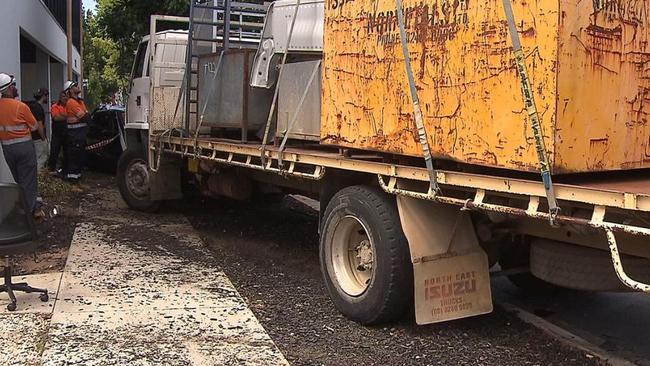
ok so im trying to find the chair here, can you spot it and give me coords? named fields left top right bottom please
left=0, top=183, right=48, bottom=311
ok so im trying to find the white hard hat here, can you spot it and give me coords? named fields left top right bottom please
left=63, top=80, right=77, bottom=92
left=0, top=73, right=16, bottom=93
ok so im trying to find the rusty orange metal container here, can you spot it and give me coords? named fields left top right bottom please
left=321, top=0, right=650, bottom=173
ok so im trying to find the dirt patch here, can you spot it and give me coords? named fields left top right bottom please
left=20, top=172, right=608, bottom=365
left=185, top=197, right=607, bottom=366
left=12, top=172, right=110, bottom=275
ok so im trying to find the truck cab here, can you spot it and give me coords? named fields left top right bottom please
left=126, top=29, right=188, bottom=131
left=120, top=18, right=189, bottom=212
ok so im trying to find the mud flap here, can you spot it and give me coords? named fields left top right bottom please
left=150, top=155, right=183, bottom=201
left=396, top=196, right=493, bottom=324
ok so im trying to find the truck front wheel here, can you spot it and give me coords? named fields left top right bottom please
left=320, top=185, right=412, bottom=325
left=117, top=148, right=160, bottom=212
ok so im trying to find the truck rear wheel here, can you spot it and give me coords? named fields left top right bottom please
left=117, top=148, right=160, bottom=212
left=320, top=185, right=412, bottom=325
left=499, top=237, right=562, bottom=294
left=530, top=239, right=650, bottom=292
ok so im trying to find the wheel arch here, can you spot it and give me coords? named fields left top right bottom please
left=124, top=128, right=149, bottom=154
left=318, top=169, right=376, bottom=234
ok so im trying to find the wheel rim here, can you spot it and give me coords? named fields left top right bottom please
left=126, top=159, right=150, bottom=199
left=330, top=215, right=375, bottom=297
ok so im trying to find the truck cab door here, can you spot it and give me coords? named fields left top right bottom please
left=127, top=40, right=151, bottom=125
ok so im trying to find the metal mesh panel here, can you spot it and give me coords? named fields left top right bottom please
left=150, top=85, right=186, bottom=133
left=148, top=28, right=190, bottom=134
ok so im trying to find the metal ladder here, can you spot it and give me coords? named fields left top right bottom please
left=185, top=0, right=268, bottom=134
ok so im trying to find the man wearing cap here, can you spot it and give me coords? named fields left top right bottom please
left=25, top=88, right=50, bottom=169
left=63, top=81, right=88, bottom=181
left=0, top=73, right=45, bottom=214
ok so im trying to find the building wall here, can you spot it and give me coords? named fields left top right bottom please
left=21, top=47, right=51, bottom=99
left=50, top=60, right=66, bottom=99
left=0, top=0, right=81, bottom=183
left=0, top=0, right=81, bottom=94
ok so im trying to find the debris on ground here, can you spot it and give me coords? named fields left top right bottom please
left=1, top=174, right=288, bottom=365
left=186, top=196, right=608, bottom=366
left=13, top=172, right=85, bottom=276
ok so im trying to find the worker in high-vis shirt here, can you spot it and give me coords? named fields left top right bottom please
left=48, top=91, right=68, bottom=173
left=63, top=81, right=88, bottom=181
left=0, top=73, right=45, bottom=213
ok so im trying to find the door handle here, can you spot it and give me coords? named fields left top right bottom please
left=136, top=96, right=141, bottom=106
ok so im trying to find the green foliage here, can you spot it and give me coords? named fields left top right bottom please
left=83, top=0, right=190, bottom=107
left=83, top=10, right=122, bottom=108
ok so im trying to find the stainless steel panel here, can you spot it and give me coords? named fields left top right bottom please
left=197, top=50, right=273, bottom=131
left=277, top=61, right=321, bottom=141
left=271, top=0, right=324, bottom=52
left=250, top=0, right=323, bottom=88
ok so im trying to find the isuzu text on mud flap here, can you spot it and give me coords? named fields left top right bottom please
left=425, top=271, right=478, bottom=300
left=425, top=271, right=478, bottom=315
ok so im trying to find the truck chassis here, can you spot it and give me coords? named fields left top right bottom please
left=119, top=1, right=650, bottom=326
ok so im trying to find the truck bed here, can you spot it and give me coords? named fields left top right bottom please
left=151, top=135, right=650, bottom=232
left=565, top=176, right=650, bottom=197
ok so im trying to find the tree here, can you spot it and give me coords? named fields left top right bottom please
left=83, top=10, right=122, bottom=108
left=83, top=0, right=190, bottom=107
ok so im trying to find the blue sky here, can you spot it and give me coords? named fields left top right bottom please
left=83, top=0, right=97, bottom=12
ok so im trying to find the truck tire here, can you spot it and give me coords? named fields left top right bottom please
left=499, top=238, right=562, bottom=294
left=320, top=185, right=412, bottom=325
left=117, top=148, right=160, bottom=212
left=530, top=239, right=650, bottom=292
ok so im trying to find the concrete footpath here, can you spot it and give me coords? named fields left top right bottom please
left=0, top=186, right=288, bottom=366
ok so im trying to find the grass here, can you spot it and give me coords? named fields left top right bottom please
left=38, top=171, right=77, bottom=199
left=33, top=313, right=53, bottom=360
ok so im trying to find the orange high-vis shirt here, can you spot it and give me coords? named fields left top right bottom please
left=65, top=98, right=88, bottom=124
left=0, top=98, right=37, bottom=144
left=51, top=103, right=67, bottom=122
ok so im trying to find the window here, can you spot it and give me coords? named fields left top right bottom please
left=146, top=44, right=157, bottom=77
left=87, top=110, right=118, bottom=141
left=133, top=41, right=148, bottom=79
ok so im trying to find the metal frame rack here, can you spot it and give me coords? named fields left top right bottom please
left=185, top=0, right=268, bottom=133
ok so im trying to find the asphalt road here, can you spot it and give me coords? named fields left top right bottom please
left=492, top=277, right=650, bottom=365
left=28, top=173, right=646, bottom=365
left=289, top=193, right=650, bottom=363
left=184, top=195, right=605, bottom=366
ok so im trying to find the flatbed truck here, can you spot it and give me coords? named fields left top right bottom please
left=118, top=0, right=650, bottom=325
